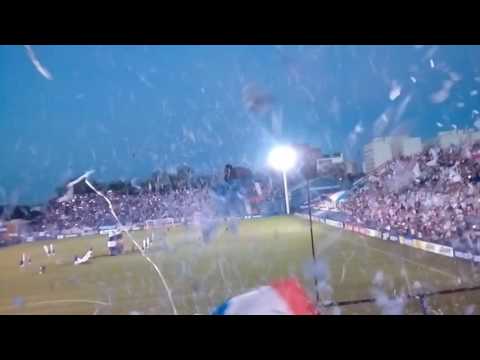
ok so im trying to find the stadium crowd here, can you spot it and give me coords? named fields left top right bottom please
left=341, top=141, right=480, bottom=254
left=22, top=138, right=480, bottom=258
left=30, top=187, right=214, bottom=233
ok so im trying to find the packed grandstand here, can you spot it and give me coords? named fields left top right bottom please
left=296, top=140, right=480, bottom=259
left=2, top=136, right=480, bottom=260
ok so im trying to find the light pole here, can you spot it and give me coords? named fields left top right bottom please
left=306, top=175, right=320, bottom=305
left=282, top=170, right=290, bottom=214
left=268, top=146, right=297, bottom=215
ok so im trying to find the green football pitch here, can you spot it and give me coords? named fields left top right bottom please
left=1, top=216, right=480, bottom=315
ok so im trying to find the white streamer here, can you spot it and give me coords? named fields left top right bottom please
left=58, top=170, right=95, bottom=203
left=84, top=178, right=178, bottom=315
left=24, top=45, right=53, bottom=80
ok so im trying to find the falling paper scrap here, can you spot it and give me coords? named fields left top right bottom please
left=389, top=82, right=402, bottom=101
left=57, top=186, right=74, bottom=203
left=24, top=45, right=53, bottom=80
left=354, top=123, right=364, bottom=134
left=431, top=80, right=454, bottom=104
left=57, top=170, right=95, bottom=203
left=474, top=118, right=480, bottom=130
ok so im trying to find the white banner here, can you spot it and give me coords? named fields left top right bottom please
left=99, top=225, right=116, bottom=231
left=412, top=239, right=454, bottom=257
left=325, top=219, right=342, bottom=228
left=403, top=238, right=415, bottom=247
left=389, top=235, right=399, bottom=242
left=325, top=219, right=335, bottom=226
left=366, top=229, right=379, bottom=238
left=454, top=251, right=473, bottom=260
left=296, top=214, right=457, bottom=259
left=436, top=244, right=454, bottom=258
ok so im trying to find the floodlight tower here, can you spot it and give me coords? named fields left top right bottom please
left=268, top=146, right=297, bottom=215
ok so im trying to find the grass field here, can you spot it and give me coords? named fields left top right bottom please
left=1, top=215, right=480, bottom=315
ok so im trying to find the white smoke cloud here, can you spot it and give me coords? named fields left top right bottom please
left=371, top=287, right=406, bottom=315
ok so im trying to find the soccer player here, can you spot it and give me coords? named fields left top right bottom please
left=20, top=253, right=26, bottom=267
left=74, top=248, right=94, bottom=265
left=49, top=243, right=55, bottom=256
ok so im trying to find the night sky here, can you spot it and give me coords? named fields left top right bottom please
left=1, top=45, right=480, bottom=204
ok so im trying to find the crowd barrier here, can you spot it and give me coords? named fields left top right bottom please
left=295, top=212, right=479, bottom=263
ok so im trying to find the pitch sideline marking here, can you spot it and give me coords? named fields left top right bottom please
left=0, top=298, right=111, bottom=313
left=362, top=241, right=457, bottom=281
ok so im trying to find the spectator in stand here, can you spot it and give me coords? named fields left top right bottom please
left=339, top=141, right=480, bottom=255
left=30, top=186, right=216, bottom=233
left=28, top=177, right=281, bottom=238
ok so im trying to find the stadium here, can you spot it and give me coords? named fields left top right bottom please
left=2, top=45, right=480, bottom=315
left=2, top=140, right=480, bottom=315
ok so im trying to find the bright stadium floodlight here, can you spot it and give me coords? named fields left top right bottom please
left=268, top=145, right=297, bottom=215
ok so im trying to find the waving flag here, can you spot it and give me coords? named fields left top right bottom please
left=472, top=149, right=480, bottom=161
left=212, top=278, right=318, bottom=315
left=427, top=148, right=438, bottom=167
left=412, top=162, right=421, bottom=178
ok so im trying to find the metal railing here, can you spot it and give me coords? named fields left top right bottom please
left=321, top=284, right=480, bottom=315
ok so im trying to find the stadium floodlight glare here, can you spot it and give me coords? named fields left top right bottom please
left=268, top=145, right=297, bottom=172
left=268, top=146, right=297, bottom=215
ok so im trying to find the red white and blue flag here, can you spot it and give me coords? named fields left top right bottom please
left=212, top=278, right=318, bottom=315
